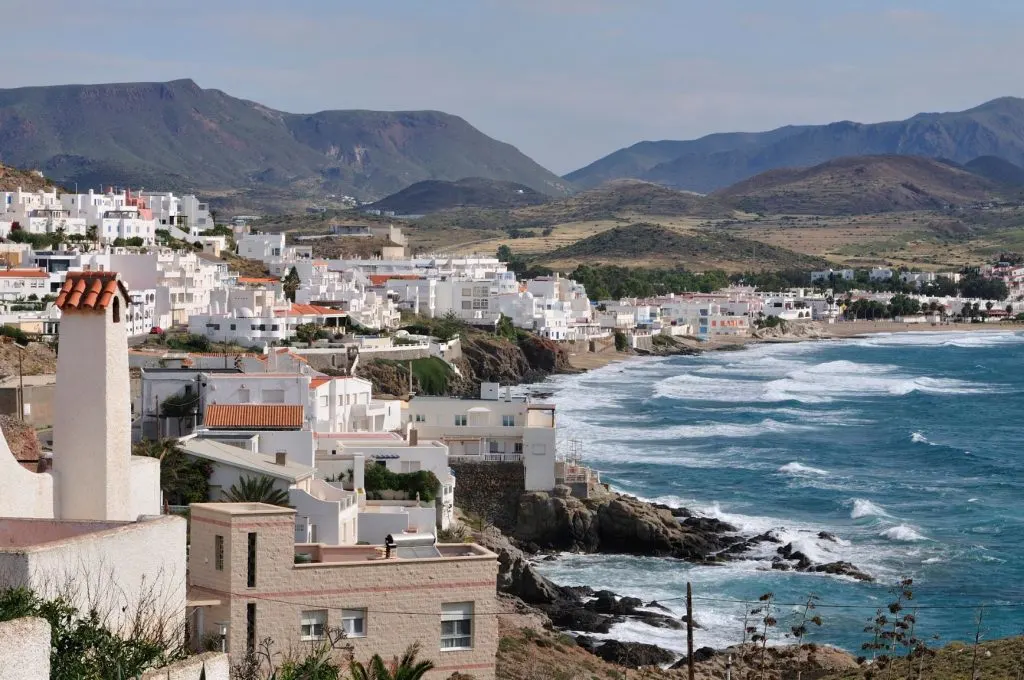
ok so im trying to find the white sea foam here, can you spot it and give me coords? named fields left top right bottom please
left=850, top=499, right=891, bottom=519
left=851, top=331, right=1024, bottom=349
left=881, top=524, right=929, bottom=542
left=778, top=462, right=829, bottom=476
left=911, top=431, right=930, bottom=444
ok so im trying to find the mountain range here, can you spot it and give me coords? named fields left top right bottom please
left=566, top=97, right=1024, bottom=193
left=0, top=79, right=569, bottom=202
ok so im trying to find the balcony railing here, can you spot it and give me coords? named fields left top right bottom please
left=449, top=453, right=523, bottom=464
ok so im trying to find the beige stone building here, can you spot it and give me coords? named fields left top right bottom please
left=188, top=503, right=499, bottom=679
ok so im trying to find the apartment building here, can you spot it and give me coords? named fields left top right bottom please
left=0, top=269, right=49, bottom=301
left=405, top=383, right=557, bottom=491
left=142, top=191, right=213, bottom=235
left=188, top=502, right=498, bottom=679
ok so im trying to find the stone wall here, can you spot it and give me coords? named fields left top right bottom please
left=140, top=652, right=230, bottom=680
left=450, top=461, right=525, bottom=532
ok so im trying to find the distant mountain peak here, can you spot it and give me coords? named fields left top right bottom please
left=567, top=97, right=1024, bottom=194
left=0, top=79, right=567, bottom=209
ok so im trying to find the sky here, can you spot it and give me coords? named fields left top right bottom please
left=2, top=0, right=1023, bottom=174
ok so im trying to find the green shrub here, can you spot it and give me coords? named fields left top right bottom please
left=363, top=464, right=440, bottom=502
left=0, top=324, right=30, bottom=346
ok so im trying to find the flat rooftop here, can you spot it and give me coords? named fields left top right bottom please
left=0, top=518, right=134, bottom=549
left=295, top=542, right=493, bottom=565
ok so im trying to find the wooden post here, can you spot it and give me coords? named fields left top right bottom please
left=687, top=581, right=695, bottom=680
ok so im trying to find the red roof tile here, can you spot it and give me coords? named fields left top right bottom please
left=237, top=276, right=280, bottom=285
left=204, top=404, right=304, bottom=429
left=55, top=272, right=130, bottom=311
left=310, top=377, right=330, bottom=389
left=274, top=303, right=347, bottom=317
left=0, top=269, right=48, bottom=278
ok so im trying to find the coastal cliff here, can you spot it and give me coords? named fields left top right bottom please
left=358, top=330, right=573, bottom=397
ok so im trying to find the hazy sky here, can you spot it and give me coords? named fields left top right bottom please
left=3, top=0, right=1022, bottom=174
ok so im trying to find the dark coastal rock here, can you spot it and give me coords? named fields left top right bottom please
left=646, top=600, right=672, bottom=612
left=680, top=614, right=701, bottom=629
left=515, top=491, right=737, bottom=561
left=808, top=561, right=875, bottom=582
left=586, top=591, right=642, bottom=615
left=681, top=516, right=737, bottom=534
left=634, top=612, right=684, bottom=630
left=592, top=640, right=676, bottom=668
left=818, top=531, right=839, bottom=542
left=574, top=635, right=597, bottom=651
left=480, top=527, right=565, bottom=605
left=771, top=559, right=793, bottom=571
left=670, top=647, right=717, bottom=669
left=545, top=605, right=615, bottom=634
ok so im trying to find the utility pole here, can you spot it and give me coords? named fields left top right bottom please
left=686, top=581, right=695, bottom=680
left=17, top=344, right=24, bottom=422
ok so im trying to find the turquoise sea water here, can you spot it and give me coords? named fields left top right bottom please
left=533, top=331, right=1024, bottom=654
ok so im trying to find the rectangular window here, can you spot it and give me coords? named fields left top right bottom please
left=247, top=532, right=257, bottom=588
left=300, top=610, right=327, bottom=641
left=514, top=442, right=523, bottom=454
left=454, top=415, right=467, bottom=426
left=502, top=415, right=515, bottom=427
left=414, top=414, right=425, bottom=423
left=441, top=602, right=473, bottom=650
left=230, top=324, right=236, bottom=331
left=246, top=602, right=256, bottom=652
left=461, top=301, right=472, bottom=310
left=320, top=396, right=328, bottom=407
left=215, top=535, right=224, bottom=571
left=342, top=608, right=367, bottom=638
left=263, top=389, right=285, bottom=404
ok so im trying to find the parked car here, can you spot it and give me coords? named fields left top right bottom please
left=149, top=326, right=164, bottom=335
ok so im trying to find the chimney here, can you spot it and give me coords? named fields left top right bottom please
left=409, top=428, right=419, bottom=446
left=275, top=451, right=287, bottom=466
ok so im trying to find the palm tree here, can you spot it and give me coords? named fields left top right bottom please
left=350, top=643, right=434, bottom=680
left=223, top=475, right=291, bottom=506
left=133, top=438, right=212, bottom=505
left=53, top=225, right=66, bottom=247
left=86, top=224, right=98, bottom=247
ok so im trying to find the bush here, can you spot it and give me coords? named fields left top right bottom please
left=166, top=333, right=211, bottom=352
left=0, top=324, right=30, bottom=346
left=363, top=465, right=440, bottom=502
left=613, top=330, right=628, bottom=352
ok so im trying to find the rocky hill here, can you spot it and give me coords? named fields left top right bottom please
left=0, top=162, right=56, bottom=192
left=713, top=155, right=1000, bottom=215
left=539, top=222, right=828, bottom=270
left=364, top=177, right=550, bottom=214
left=0, top=79, right=570, bottom=202
left=415, top=179, right=733, bottom=231
left=964, top=155, right=1024, bottom=187
left=567, top=96, right=1024, bottom=192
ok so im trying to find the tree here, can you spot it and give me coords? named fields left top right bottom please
left=284, top=266, right=301, bottom=302
left=86, top=224, right=98, bottom=246
left=161, top=392, right=199, bottom=436
left=494, top=313, right=518, bottom=342
left=496, top=244, right=513, bottom=262
left=53, top=225, right=66, bottom=245
left=223, top=475, right=291, bottom=506
left=295, top=323, right=323, bottom=344
left=350, top=643, right=435, bottom=680
left=134, top=439, right=212, bottom=505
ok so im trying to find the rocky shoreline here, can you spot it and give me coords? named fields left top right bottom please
left=475, top=488, right=873, bottom=668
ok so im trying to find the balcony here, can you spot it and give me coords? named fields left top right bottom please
left=449, top=453, right=523, bottom=464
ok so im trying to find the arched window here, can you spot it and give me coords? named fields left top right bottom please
left=112, top=296, right=121, bottom=323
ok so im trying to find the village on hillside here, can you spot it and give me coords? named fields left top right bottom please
left=1, top=183, right=1024, bottom=679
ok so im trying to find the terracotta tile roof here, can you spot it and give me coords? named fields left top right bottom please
left=369, top=274, right=421, bottom=286
left=204, top=404, right=304, bottom=429
left=275, top=303, right=346, bottom=317
left=237, top=276, right=280, bottom=285
left=0, top=269, right=48, bottom=278
left=55, top=272, right=130, bottom=311
left=310, top=377, right=330, bottom=389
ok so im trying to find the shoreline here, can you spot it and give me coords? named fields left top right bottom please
left=563, top=321, right=1023, bottom=371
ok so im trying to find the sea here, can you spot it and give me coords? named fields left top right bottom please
left=531, top=331, right=1024, bottom=655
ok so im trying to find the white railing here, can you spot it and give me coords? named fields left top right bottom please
left=449, top=453, right=524, bottom=464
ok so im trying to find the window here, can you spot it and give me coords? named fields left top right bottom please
left=414, top=414, right=425, bottom=423
left=342, top=608, right=366, bottom=638
left=112, top=296, right=120, bottom=323
left=215, top=535, right=224, bottom=571
left=230, top=324, right=236, bottom=331
left=247, top=532, right=257, bottom=588
left=514, top=442, right=523, bottom=454
left=300, top=610, right=327, bottom=640
left=263, top=389, right=285, bottom=404
left=246, top=602, right=257, bottom=652
left=502, top=415, right=515, bottom=427
left=454, top=415, right=467, bottom=427
left=320, top=396, right=328, bottom=407
left=441, top=602, right=473, bottom=650
left=461, top=301, right=472, bottom=310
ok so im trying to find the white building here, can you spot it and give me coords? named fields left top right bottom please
left=0, top=269, right=49, bottom=301
left=404, top=383, right=557, bottom=491
left=0, top=270, right=184, bottom=636
left=142, top=192, right=213, bottom=236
